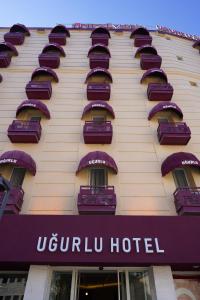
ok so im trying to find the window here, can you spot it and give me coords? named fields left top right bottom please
left=177, top=56, right=183, bottom=61
left=30, top=116, right=41, bottom=122
left=0, top=272, right=27, bottom=299
left=158, top=117, right=169, bottom=123
left=90, top=168, right=108, bottom=187
left=189, top=81, right=198, bottom=87
left=129, top=271, right=152, bottom=300
left=49, top=272, right=72, bottom=300
left=92, top=115, right=106, bottom=123
left=10, top=168, right=26, bottom=187
left=173, top=168, right=190, bottom=188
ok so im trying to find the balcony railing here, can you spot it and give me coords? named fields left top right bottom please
left=174, top=187, right=200, bottom=215
left=0, top=186, right=24, bottom=214
left=134, top=35, right=152, bottom=47
left=147, top=83, right=174, bottom=101
left=48, top=33, right=67, bottom=45
left=83, top=121, right=112, bottom=144
left=157, top=122, right=191, bottom=145
left=39, top=53, right=60, bottom=69
left=87, top=83, right=110, bottom=101
left=78, top=185, right=116, bottom=215
left=140, top=54, right=162, bottom=70
left=89, top=53, right=110, bottom=69
left=26, top=80, right=52, bottom=100
left=91, top=34, right=109, bottom=46
left=8, top=120, right=42, bottom=143
left=0, top=52, right=11, bottom=68
left=4, top=32, right=25, bottom=45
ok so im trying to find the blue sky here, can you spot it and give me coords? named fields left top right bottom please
left=1, top=0, right=200, bottom=36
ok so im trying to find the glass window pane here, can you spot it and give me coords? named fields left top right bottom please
left=129, top=271, right=152, bottom=300
left=49, top=272, right=72, bottom=300
left=173, top=169, right=189, bottom=188
left=10, top=168, right=26, bottom=187
left=173, top=277, right=200, bottom=300
left=0, top=273, right=27, bottom=298
left=119, top=272, right=127, bottom=300
left=90, top=168, right=107, bottom=187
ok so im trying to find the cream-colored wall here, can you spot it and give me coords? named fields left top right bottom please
left=0, top=29, right=200, bottom=216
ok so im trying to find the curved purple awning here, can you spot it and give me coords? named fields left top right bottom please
left=148, top=102, right=183, bottom=120
left=88, top=44, right=111, bottom=57
left=31, top=67, right=59, bottom=82
left=193, top=40, right=200, bottom=49
left=141, top=68, right=168, bottom=84
left=135, top=45, right=158, bottom=58
left=51, top=25, right=70, bottom=37
left=0, top=42, right=18, bottom=56
left=130, top=27, right=150, bottom=38
left=76, top=151, right=118, bottom=174
left=85, top=67, right=113, bottom=83
left=82, top=100, right=115, bottom=119
left=16, top=99, right=50, bottom=119
left=10, top=23, right=30, bottom=36
left=41, top=43, right=66, bottom=56
left=90, top=27, right=111, bottom=38
left=161, top=152, right=200, bottom=176
left=0, top=150, right=36, bottom=175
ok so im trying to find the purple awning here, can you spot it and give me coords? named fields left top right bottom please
left=141, top=68, right=168, bottom=84
left=82, top=100, right=115, bottom=118
left=76, top=151, right=118, bottom=174
left=0, top=42, right=18, bottom=56
left=0, top=150, right=36, bottom=175
left=10, top=23, right=30, bottom=36
left=90, top=27, right=111, bottom=38
left=148, top=102, right=183, bottom=120
left=193, top=40, right=200, bottom=49
left=41, top=43, right=66, bottom=56
left=161, top=152, right=200, bottom=176
left=31, top=67, right=59, bottom=82
left=130, top=27, right=150, bottom=38
left=16, top=99, right=50, bottom=119
left=88, top=44, right=111, bottom=57
left=85, top=68, right=113, bottom=83
left=51, top=25, right=70, bottom=37
left=135, top=45, right=158, bottom=58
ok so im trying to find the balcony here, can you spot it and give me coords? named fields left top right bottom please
left=4, top=32, right=25, bottom=45
left=140, top=54, right=162, bottom=70
left=48, top=33, right=67, bottom=45
left=0, top=186, right=24, bottom=214
left=78, top=186, right=116, bottom=215
left=174, top=187, right=200, bottom=215
left=87, top=83, right=110, bottom=101
left=0, top=52, right=11, bottom=68
left=89, top=53, right=110, bottom=69
left=26, top=81, right=52, bottom=100
left=147, top=83, right=174, bottom=101
left=83, top=121, right=112, bottom=144
left=157, top=122, right=191, bottom=145
left=134, top=35, right=152, bottom=47
left=8, top=120, right=42, bottom=143
left=91, top=34, right=109, bottom=46
left=39, top=53, right=60, bottom=69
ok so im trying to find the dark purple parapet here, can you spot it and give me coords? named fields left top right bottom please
left=85, top=67, right=113, bottom=83
left=39, top=53, right=60, bottom=69
left=0, top=150, right=36, bottom=175
left=147, top=83, right=174, bottom=101
left=31, top=67, right=59, bottom=82
left=174, top=187, right=200, bottom=215
left=88, top=44, right=111, bottom=57
left=135, top=45, right=158, bottom=58
left=26, top=81, right=52, bottom=100
left=83, top=121, right=113, bottom=144
left=41, top=43, right=66, bottom=57
left=10, top=23, right=30, bottom=36
left=141, top=68, right=168, bottom=84
left=140, top=54, right=162, bottom=70
left=0, top=52, right=12, bottom=68
left=8, top=120, right=42, bottom=143
left=148, top=102, right=183, bottom=120
left=130, top=27, right=150, bottom=38
left=89, top=53, right=110, bottom=69
left=78, top=185, right=116, bottom=215
left=134, top=35, right=152, bottom=47
left=76, top=151, right=118, bottom=174
left=82, top=100, right=115, bottom=118
left=157, top=122, right=191, bottom=145
left=4, top=32, right=25, bottom=45
left=87, top=83, right=111, bottom=101
left=0, top=186, right=24, bottom=214
left=161, top=152, right=200, bottom=177
left=16, top=99, right=50, bottom=119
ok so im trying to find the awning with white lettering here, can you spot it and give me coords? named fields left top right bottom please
left=31, top=67, right=59, bottom=82
left=161, top=152, right=200, bottom=176
left=85, top=67, right=113, bottom=83
left=141, top=68, right=168, bottom=84
left=16, top=99, right=51, bottom=119
left=41, top=43, right=66, bottom=56
left=10, top=23, right=30, bottom=36
left=148, top=102, right=183, bottom=120
left=0, top=150, right=36, bottom=175
left=82, top=100, right=115, bottom=119
left=88, top=44, right=111, bottom=57
left=76, top=151, right=118, bottom=174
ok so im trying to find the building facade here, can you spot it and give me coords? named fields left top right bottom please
left=0, top=23, right=200, bottom=299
